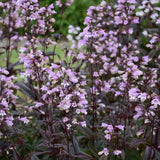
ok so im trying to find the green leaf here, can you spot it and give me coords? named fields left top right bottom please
left=125, top=147, right=142, bottom=160
left=99, top=155, right=108, bottom=160
left=73, top=136, right=80, bottom=153
left=74, top=151, right=93, bottom=160
left=88, top=142, right=99, bottom=158
left=129, top=138, right=147, bottom=149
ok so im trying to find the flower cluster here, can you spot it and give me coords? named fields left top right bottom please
left=0, top=68, right=29, bottom=127
left=0, top=68, right=17, bottom=126
left=77, top=0, right=160, bottom=158
left=1, top=0, right=160, bottom=159
left=56, top=0, right=74, bottom=7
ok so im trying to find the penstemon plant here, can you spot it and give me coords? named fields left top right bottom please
left=77, top=0, right=160, bottom=159
left=0, top=0, right=160, bottom=160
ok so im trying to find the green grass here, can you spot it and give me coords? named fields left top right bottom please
left=0, top=42, right=67, bottom=68
left=0, top=50, right=19, bottom=68
left=0, top=41, right=85, bottom=74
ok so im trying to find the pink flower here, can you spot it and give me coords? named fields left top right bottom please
left=156, top=18, right=160, bottom=24
left=142, top=56, right=150, bottom=64
left=134, top=106, right=143, bottom=119
left=151, top=98, right=160, bottom=108
left=66, top=69, right=78, bottom=83
left=35, top=102, right=44, bottom=108
left=0, top=30, right=3, bottom=36
left=128, top=88, right=139, bottom=101
left=115, top=125, right=124, bottom=131
left=6, top=117, right=14, bottom=126
left=103, top=82, right=110, bottom=92
left=100, top=1, right=106, bottom=7
left=138, top=93, right=147, bottom=102
left=32, top=0, right=38, bottom=3
left=79, top=121, right=86, bottom=127
left=146, top=44, right=153, bottom=48
left=113, top=150, right=122, bottom=155
left=132, top=65, right=143, bottom=78
left=56, top=0, right=62, bottom=7
left=1, top=99, right=8, bottom=107
left=129, top=0, right=136, bottom=4
left=118, top=0, right=126, bottom=3
left=80, top=108, right=87, bottom=115
left=93, top=72, right=99, bottom=77
left=19, top=117, right=29, bottom=124
left=0, top=110, right=6, bottom=117
left=150, top=36, right=158, bottom=44
left=63, top=117, right=69, bottom=123
left=105, top=134, right=111, bottom=140
left=132, top=17, right=139, bottom=23
left=115, top=16, right=122, bottom=24
left=66, top=124, right=72, bottom=130
left=65, top=0, right=74, bottom=6
left=128, top=28, right=133, bottom=34
left=107, top=125, right=114, bottom=132
left=98, top=148, right=109, bottom=156
left=102, top=123, right=108, bottom=127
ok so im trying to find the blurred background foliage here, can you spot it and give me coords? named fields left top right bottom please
left=39, top=0, right=102, bottom=35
